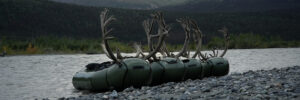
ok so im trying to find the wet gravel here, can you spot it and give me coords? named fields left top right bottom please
left=56, top=66, right=300, bottom=100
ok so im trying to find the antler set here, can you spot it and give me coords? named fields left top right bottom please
left=100, top=9, right=229, bottom=63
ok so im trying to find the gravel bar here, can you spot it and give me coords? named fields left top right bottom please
left=56, top=66, right=300, bottom=100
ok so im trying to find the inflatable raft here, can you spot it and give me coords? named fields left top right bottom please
left=72, top=9, right=231, bottom=91
left=72, top=57, right=229, bottom=91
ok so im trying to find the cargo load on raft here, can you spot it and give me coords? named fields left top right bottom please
left=72, top=9, right=230, bottom=91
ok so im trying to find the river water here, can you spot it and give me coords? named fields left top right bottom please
left=0, top=48, right=299, bottom=100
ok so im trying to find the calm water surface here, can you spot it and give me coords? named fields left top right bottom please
left=0, top=48, right=299, bottom=100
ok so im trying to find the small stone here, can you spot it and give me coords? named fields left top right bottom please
left=202, top=87, right=210, bottom=92
left=123, top=87, right=134, bottom=92
left=128, top=95, right=134, bottom=99
left=265, top=85, right=271, bottom=89
left=146, top=90, right=154, bottom=95
left=294, top=88, right=300, bottom=93
left=102, top=95, right=108, bottom=99
left=135, top=91, right=142, bottom=96
left=184, top=91, right=191, bottom=95
left=255, top=94, right=263, bottom=98
left=272, top=83, right=283, bottom=88
left=154, top=95, right=162, bottom=100
left=179, top=94, right=188, bottom=100
left=179, top=87, right=185, bottom=90
left=292, top=94, right=298, bottom=98
left=264, top=96, right=271, bottom=99
left=67, top=97, right=75, bottom=100
left=174, top=85, right=180, bottom=89
left=284, top=89, right=293, bottom=92
left=58, top=97, right=65, bottom=100
left=233, top=81, right=240, bottom=84
left=109, top=90, right=118, bottom=98
left=231, top=88, right=238, bottom=93
left=141, top=86, right=149, bottom=90
left=162, top=86, right=171, bottom=92
left=188, top=87, right=197, bottom=92
left=268, top=73, right=272, bottom=76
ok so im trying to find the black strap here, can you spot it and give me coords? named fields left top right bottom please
left=200, top=62, right=204, bottom=79
left=208, top=61, right=213, bottom=77
left=105, top=69, right=110, bottom=89
left=146, top=64, right=153, bottom=85
left=182, top=62, right=187, bottom=80
left=157, top=62, right=165, bottom=83
left=121, top=62, right=129, bottom=89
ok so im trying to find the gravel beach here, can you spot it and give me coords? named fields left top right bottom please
left=57, top=66, right=300, bottom=100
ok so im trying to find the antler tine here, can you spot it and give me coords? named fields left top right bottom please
left=134, top=42, right=145, bottom=58
left=189, top=19, right=208, bottom=60
left=199, top=53, right=208, bottom=61
left=162, top=42, right=172, bottom=57
left=116, top=48, right=123, bottom=59
left=101, top=9, right=116, bottom=37
left=158, top=48, right=166, bottom=57
left=175, top=18, right=191, bottom=59
left=153, top=12, right=170, bottom=34
left=218, top=27, right=230, bottom=57
left=100, top=8, right=120, bottom=63
left=216, top=49, right=219, bottom=57
left=143, top=19, right=159, bottom=60
left=154, top=12, right=172, bottom=58
left=143, top=19, right=155, bottom=51
left=209, top=54, right=214, bottom=57
left=143, top=12, right=169, bottom=61
left=212, top=47, right=216, bottom=57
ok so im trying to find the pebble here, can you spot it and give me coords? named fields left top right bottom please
left=184, top=91, right=191, bottom=95
left=109, top=90, right=118, bottom=98
left=102, top=95, right=108, bottom=99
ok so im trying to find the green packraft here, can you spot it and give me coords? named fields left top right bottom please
left=72, top=57, right=229, bottom=91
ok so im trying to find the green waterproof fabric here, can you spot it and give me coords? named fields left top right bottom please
left=149, top=61, right=165, bottom=85
left=208, top=57, right=229, bottom=76
left=122, top=58, right=151, bottom=87
left=106, top=63, right=127, bottom=90
left=159, top=58, right=185, bottom=82
left=72, top=68, right=108, bottom=90
left=90, top=68, right=109, bottom=90
left=182, top=58, right=203, bottom=80
left=201, top=61, right=212, bottom=77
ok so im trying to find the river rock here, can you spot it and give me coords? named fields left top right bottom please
left=109, top=90, right=118, bottom=98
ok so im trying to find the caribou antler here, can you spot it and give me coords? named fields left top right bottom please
left=142, top=19, right=160, bottom=60
left=153, top=12, right=173, bottom=58
left=143, top=19, right=155, bottom=52
left=175, top=18, right=191, bottom=59
left=144, top=12, right=169, bottom=61
left=189, top=19, right=208, bottom=60
left=134, top=42, right=145, bottom=58
left=194, top=26, right=229, bottom=60
left=161, top=42, right=172, bottom=57
left=205, top=27, right=229, bottom=58
left=218, top=27, right=230, bottom=57
left=133, top=12, right=169, bottom=61
left=206, top=27, right=229, bottom=58
left=100, top=8, right=122, bottom=63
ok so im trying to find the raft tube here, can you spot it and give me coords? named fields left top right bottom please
left=72, top=57, right=229, bottom=91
